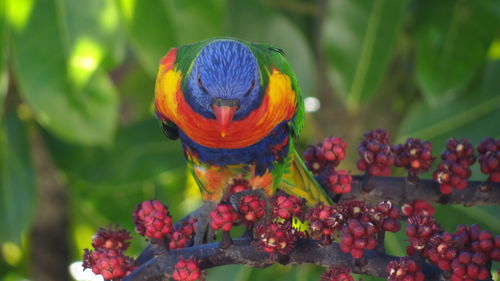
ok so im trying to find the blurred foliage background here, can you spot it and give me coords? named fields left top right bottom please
left=0, top=0, right=499, bottom=280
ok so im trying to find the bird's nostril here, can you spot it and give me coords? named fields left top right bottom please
left=213, top=98, right=222, bottom=107
left=212, top=98, right=239, bottom=108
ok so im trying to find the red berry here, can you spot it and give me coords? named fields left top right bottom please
left=350, top=248, right=364, bottom=259
left=133, top=200, right=173, bottom=240
left=224, top=178, right=251, bottom=200
left=413, top=200, right=435, bottom=216
left=490, top=248, right=500, bottom=261
left=172, top=258, right=204, bottom=281
left=383, top=219, right=401, bottom=232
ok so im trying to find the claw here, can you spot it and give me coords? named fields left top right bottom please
left=193, top=201, right=217, bottom=245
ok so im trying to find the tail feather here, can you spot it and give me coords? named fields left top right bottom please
left=279, top=145, right=332, bottom=206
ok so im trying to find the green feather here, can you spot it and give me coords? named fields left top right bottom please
left=278, top=139, right=332, bottom=205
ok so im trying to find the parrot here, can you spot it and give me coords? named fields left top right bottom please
left=154, top=38, right=331, bottom=242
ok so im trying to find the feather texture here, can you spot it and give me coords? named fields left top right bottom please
left=154, top=38, right=330, bottom=205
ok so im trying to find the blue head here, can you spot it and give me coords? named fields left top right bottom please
left=184, top=40, right=262, bottom=136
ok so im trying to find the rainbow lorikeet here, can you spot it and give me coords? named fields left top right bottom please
left=155, top=38, right=331, bottom=212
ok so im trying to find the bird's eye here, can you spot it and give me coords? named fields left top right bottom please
left=244, top=79, right=256, bottom=96
left=197, top=76, right=209, bottom=95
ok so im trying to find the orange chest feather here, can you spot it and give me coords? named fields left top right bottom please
left=155, top=67, right=297, bottom=149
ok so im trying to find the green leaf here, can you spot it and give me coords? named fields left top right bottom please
left=0, top=0, right=7, bottom=116
left=64, top=0, right=125, bottom=86
left=165, top=0, right=225, bottom=44
left=435, top=205, right=500, bottom=234
left=323, top=0, right=407, bottom=111
left=119, top=0, right=226, bottom=75
left=226, top=0, right=315, bottom=96
left=0, top=112, right=36, bottom=243
left=44, top=118, right=184, bottom=188
left=118, top=0, right=176, bottom=75
left=415, top=0, right=499, bottom=103
left=10, top=0, right=118, bottom=145
left=398, top=61, right=500, bottom=143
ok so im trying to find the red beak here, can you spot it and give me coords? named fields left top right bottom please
left=212, top=105, right=238, bottom=137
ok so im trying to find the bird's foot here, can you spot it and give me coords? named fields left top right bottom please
left=193, top=201, right=217, bottom=245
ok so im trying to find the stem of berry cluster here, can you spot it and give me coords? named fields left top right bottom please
left=125, top=238, right=473, bottom=281
left=348, top=175, right=500, bottom=206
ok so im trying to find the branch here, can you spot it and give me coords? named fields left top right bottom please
left=127, top=175, right=499, bottom=281
left=336, top=175, right=500, bottom=206
left=125, top=238, right=450, bottom=281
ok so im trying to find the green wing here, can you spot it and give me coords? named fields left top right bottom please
left=278, top=139, right=332, bottom=206
left=247, top=42, right=305, bottom=139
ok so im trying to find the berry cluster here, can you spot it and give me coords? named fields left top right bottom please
left=450, top=251, right=490, bottom=281
left=371, top=201, right=401, bottom=233
left=169, top=218, right=197, bottom=250
left=394, top=138, right=435, bottom=178
left=82, top=226, right=135, bottom=281
left=172, top=258, right=205, bottom=281
left=323, top=169, right=353, bottom=194
left=424, top=232, right=457, bottom=270
left=91, top=225, right=132, bottom=251
left=133, top=200, right=173, bottom=240
left=83, top=249, right=135, bottom=281
left=386, top=257, right=425, bottom=281
left=425, top=224, right=499, bottom=281
left=406, top=215, right=441, bottom=254
left=306, top=203, right=343, bottom=245
left=253, top=221, right=296, bottom=255
left=340, top=219, right=377, bottom=259
left=336, top=200, right=369, bottom=220
left=224, top=178, right=251, bottom=200
left=304, top=136, right=347, bottom=175
left=356, top=129, right=395, bottom=176
left=320, top=266, right=354, bottom=281
left=271, top=193, right=305, bottom=220
left=401, top=220, right=500, bottom=281
left=239, top=194, right=266, bottom=224
left=209, top=203, right=239, bottom=232
left=477, top=137, right=500, bottom=182
left=248, top=193, right=307, bottom=255
left=401, top=200, right=435, bottom=217
left=433, top=138, right=476, bottom=194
